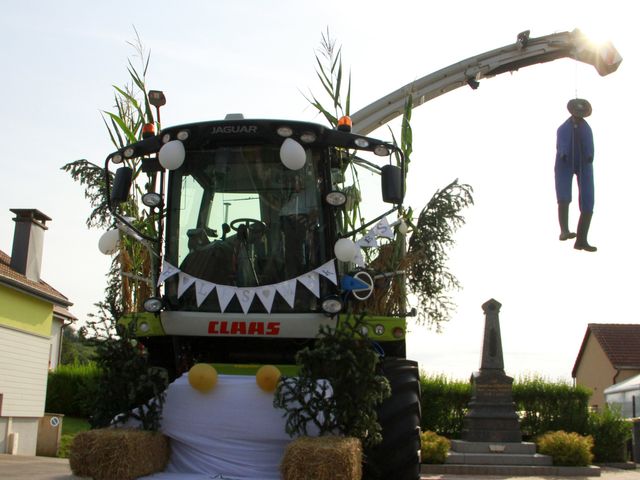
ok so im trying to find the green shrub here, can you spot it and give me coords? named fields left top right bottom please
left=536, top=430, right=594, bottom=466
left=420, top=430, right=450, bottom=464
left=420, top=375, right=470, bottom=438
left=587, top=407, right=632, bottom=462
left=514, top=375, right=590, bottom=440
left=46, top=362, right=101, bottom=417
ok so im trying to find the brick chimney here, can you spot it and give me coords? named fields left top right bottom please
left=10, top=209, right=52, bottom=282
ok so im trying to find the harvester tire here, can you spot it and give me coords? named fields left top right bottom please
left=363, top=357, right=422, bottom=480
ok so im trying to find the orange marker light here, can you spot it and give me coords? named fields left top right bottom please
left=142, top=123, right=156, bottom=138
left=337, top=115, right=352, bottom=132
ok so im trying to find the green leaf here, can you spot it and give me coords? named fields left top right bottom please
left=105, top=111, right=137, bottom=144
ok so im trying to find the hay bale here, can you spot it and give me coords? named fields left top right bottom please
left=281, top=436, right=362, bottom=480
left=69, top=428, right=170, bottom=480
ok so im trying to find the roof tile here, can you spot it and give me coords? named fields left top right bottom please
left=0, top=249, right=71, bottom=306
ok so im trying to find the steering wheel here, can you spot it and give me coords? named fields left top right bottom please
left=230, top=218, right=267, bottom=233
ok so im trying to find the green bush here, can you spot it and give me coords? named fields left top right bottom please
left=587, top=407, right=632, bottom=462
left=46, top=362, right=101, bottom=417
left=420, top=430, right=450, bottom=464
left=514, top=376, right=590, bottom=440
left=536, top=430, right=594, bottom=466
left=420, top=375, right=470, bottom=438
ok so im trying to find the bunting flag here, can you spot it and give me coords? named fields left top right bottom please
left=357, top=230, right=378, bottom=248
left=372, top=217, right=394, bottom=239
left=315, top=260, right=338, bottom=285
left=194, top=279, right=216, bottom=307
left=157, top=252, right=371, bottom=313
left=275, top=279, right=297, bottom=309
left=236, top=287, right=256, bottom=314
left=256, top=285, right=277, bottom=312
left=217, top=285, right=237, bottom=312
left=177, top=272, right=196, bottom=298
left=298, top=271, right=320, bottom=298
left=353, top=249, right=366, bottom=267
left=340, top=275, right=371, bottom=292
left=157, top=261, right=180, bottom=286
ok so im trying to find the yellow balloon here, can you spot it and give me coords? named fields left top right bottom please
left=188, top=363, right=218, bottom=393
left=256, top=365, right=281, bottom=392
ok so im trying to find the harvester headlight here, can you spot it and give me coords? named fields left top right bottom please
left=300, top=131, right=317, bottom=143
left=142, top=192, right=163, bottom=208
left=359, top=325, right=369, bottom=336
left=374, top=144, right=390, bottom=156
left=138, top=322, right=150, bottom=333
left=354, top=138, right=369, bottom=148
left=177, top=130, right=190, bottom=141
left=321, top=295, right=343, bottom=315
left=325, top=191, right=347, bottom=207
left=277, top=126, right=293, bottom=137
left=162, top=133, right=171, bottom=143
left=111, top=153, right=123, bottom=164
left=143, top=297, right=163, bottom=313
left=374, top=324, right=385, bottom=336
left=124, top=147, right=135, bottom=158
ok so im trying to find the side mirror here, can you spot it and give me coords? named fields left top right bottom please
left=111, top=167, right=133, bottom=205
left=381, top=165, right=404, bottom=204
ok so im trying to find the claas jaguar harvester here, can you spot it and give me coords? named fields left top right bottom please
left=105, top=112, right=422, bottom=479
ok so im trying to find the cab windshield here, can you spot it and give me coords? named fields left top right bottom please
left=165, top=144, right=329, bottom=313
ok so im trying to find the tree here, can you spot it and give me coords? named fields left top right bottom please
left=62, top=30, right=167, bottom=431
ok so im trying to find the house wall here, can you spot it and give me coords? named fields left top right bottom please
left=575, top=334, right=617, bottom=409
left=0, top=285, right=53, bottom=336
left=0, top=285, right=52, bottom=455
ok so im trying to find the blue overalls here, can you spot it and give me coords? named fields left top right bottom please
left=555, top=117, right=595, bottom=213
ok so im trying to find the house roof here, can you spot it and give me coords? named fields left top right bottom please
left=572, top=323, right=640, bottom=377
left=0, top=249, right=72, bottom=307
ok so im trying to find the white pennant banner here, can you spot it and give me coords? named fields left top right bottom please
left=194, top=279, right=216, bottom=307
left=157, top=261, right=180, bottom=286
left=217, top=285, right=237, bottom=313
left=256, top=285, right=277, bottom=313
left=353, top=248, right=366, bottom=267
left=357, top=230, right=378, bottom=248
left=177, top=272, right=196, bottom=298
left=275, top=279, right=297, bottom=308
left=298, top=271, right=320, bottom=298
left=373, top=217, right=394, bottom=239
left=315, top=260, right=338, bottom=285
left=236, top=287, right=256, bottom=314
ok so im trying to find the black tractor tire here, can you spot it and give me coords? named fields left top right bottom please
left=363, top=357, right=422, bottom=480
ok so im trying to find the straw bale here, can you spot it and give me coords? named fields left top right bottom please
left=69, top=428, right=170, bottom=480
left=281, top=436, right=362, bottom=480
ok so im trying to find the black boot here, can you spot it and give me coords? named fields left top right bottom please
left=558, top=203, right=576, bottom=241
left=574, top=212, right=597, bottom=252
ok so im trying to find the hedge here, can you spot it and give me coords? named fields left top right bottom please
left=46, top=362, right=102, bottom=417
left=420, top=374, right=591, bottom=440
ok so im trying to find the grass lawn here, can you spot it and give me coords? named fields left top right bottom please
left=58, top=416, right=90, bottom=458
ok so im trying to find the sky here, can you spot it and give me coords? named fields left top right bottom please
left=0, top=1, right=638, bottom=382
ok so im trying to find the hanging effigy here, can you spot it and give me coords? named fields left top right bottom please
left=554, top=98, right=597, bottom=252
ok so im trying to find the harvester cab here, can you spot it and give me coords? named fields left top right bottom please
left=106, top=115, right=409, bottom=377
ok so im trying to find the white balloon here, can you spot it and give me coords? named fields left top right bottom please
left=398, top=220, right=409, bottom=235
left=159, top=140, right=186, bottom=170
left=334, top=238, right=358, bottom=262
left=280, top=138, right=306, bottom=170
left=98, top=229, right=120, bottom=255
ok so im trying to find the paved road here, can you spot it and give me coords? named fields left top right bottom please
left=1, top=454, right=639, bottom=480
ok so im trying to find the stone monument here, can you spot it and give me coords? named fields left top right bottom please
left=461, top=298, right=522, bottom=442
left=421, top=299, right=599, bottom=476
